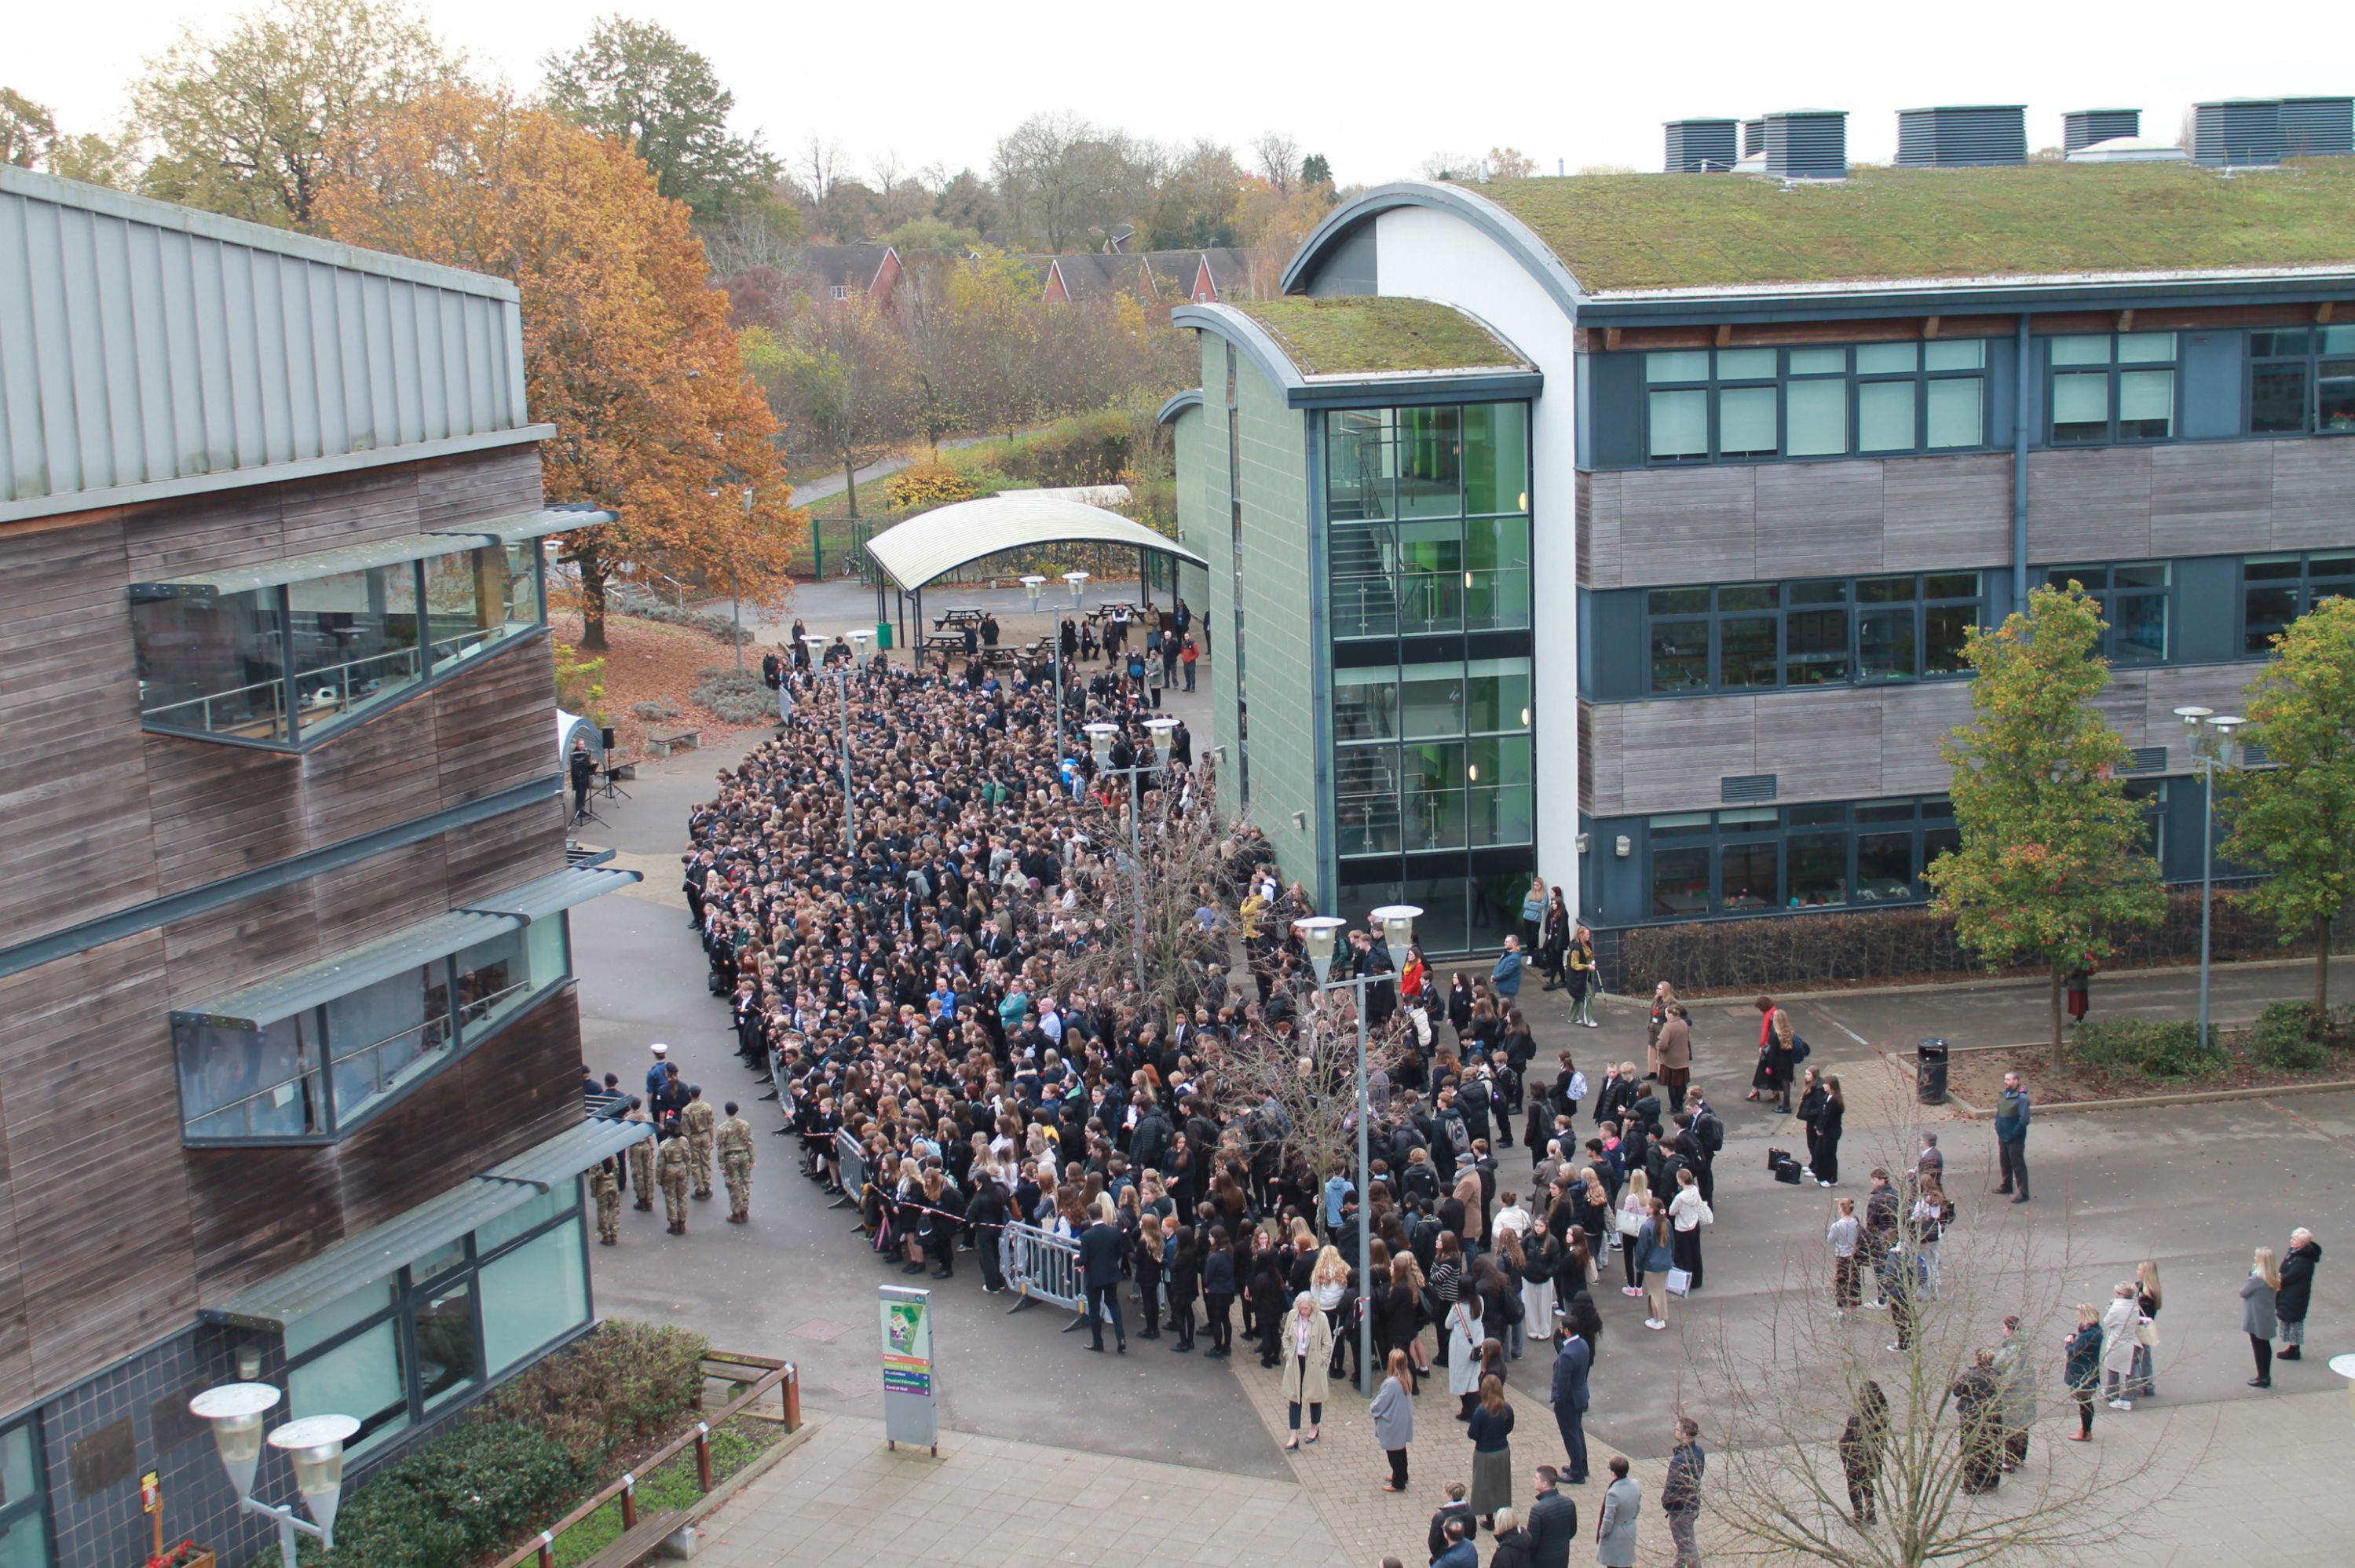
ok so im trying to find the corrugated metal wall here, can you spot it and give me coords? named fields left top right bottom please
left=0, top=168, right=530, bottom=515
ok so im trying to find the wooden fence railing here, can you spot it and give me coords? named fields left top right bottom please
left=491, top=1357, right=800, bottom=1568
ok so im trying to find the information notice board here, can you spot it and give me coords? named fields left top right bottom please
left=879, top=1285, right=938, bottom=1450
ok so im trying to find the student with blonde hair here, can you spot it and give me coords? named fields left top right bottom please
left=2243, top=1247, right=2282, bottom=1387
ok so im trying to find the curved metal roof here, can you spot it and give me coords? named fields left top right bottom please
left=864, top=494, right=1208, bottom=592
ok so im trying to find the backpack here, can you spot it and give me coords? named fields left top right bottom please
left=1791, top=1034, right=1811, bottom=1065
left=1695, top=1110, right=1724, bottom=1156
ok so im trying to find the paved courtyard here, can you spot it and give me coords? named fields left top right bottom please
left=569, top=633, right=2354, bottom=1566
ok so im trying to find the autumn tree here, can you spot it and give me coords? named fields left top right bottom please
left=1251, top=130, right=1300, bottom=196
left=319, top=85, right=792, bottom=650
left=2, top=89, right=57, bottom=168
left=992, top=111, right=1138, bottom=251
left=1925, top=584, right=2166, bottom=1059
left=2222, top=594, right=2355, bottom=1011
left=129, top=0, right=457, bottom=228
left=748, top=292, right=909, bottom=516
left=540, top=16, right=781, bottom=225
left=1485, top=146, right=1538, bottom=179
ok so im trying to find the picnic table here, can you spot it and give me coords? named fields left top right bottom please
left=931, top=608, right=988, bottom=628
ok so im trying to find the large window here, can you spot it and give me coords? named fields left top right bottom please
left=0, top=1420, right=47, bottom=1568
left=1644, top=572, right=1983, bottom=695
left=2045, top=564, right=2170, bottom=665
left=2048, top=333, right=2177, bottom=444
left=2248, top=325, right=2355, bottom=435
left=1336, top=658, right=1534, bottom=858
left=133, top=539, right=548, bottom=749
left=176, top=916, right=572, bottom=1146
left=1326, top=403, right=1530, bottom=638
left=2241, top=550, right=2355, bottom=653
left=281, top=1186, right=591, bottom=1458
left=1643, top=798, right=1958, bottom=920
left=1644, top=342, right=1988, bottom=463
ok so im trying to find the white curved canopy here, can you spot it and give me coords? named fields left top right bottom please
left=863, top=493, right=1209, bottom=593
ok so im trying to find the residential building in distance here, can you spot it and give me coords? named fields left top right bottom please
left=1164, top=108, right=2355, bottom=962
left=0, top=166, right=642, bottom=1566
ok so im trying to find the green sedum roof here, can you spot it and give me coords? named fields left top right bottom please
left=1469, top=160, right=2355, bottom=294
left=1233, top=296, right=1528, bottom=376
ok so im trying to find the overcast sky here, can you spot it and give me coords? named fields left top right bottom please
left=12, top=0, right=2330, bottom=188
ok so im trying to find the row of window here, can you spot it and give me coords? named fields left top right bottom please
left=176, top=917, right=569, bottom=1144
left=1647, top=572, right=1984, bottom=694
left=1337, top=736, right=1536, bottom=857
left=2243, top=551, right=2355, bottom=652
left=283, top=1183, right=593, bottom=1455
left=1333, top=858, right=1538, bottom=959
left=1639, top=328, right=2355, bottom=466
left=1329, top=514, right=1532, bottom=640
left=1326, top=403, right=1530, bottom=523
left=133, top=539, right=544, bottom=747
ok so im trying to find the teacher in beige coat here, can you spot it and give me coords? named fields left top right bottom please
left=1278, top=1291, right=1335, bottom=1449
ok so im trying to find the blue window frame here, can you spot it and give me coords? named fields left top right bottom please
left=2046, top=332, right=2178, bottom=444
left=1644, top=572, right=1984, bottom=695
left=2044, top=563, right=2171, bottom=665
left=2240, top=550, right=2355, bottom=654
left=1644, top=342, right=1989, bottom=464
left=1644, top=798, right=1959, bottom=920
left=2247, top=325, right=2355, bottom=435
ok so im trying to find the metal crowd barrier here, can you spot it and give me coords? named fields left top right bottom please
left=833, top=1127, right=870, bottom=1218
left=1000, top=1221, right=1087, bottom=1327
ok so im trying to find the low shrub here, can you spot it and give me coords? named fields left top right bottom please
left=2071, top=1018, right=2229, bottom=1080
left=689, top=667, right=773, bottom=725
left=480, top=1321, right=707, bottom=1470
left=630, top=697, right=682, bottom=722
left=608, top=583, right=755, bottom=645
left=2250, top=1001, right=2342, bottom=1072
left=884, top=462, right=974, bottom=514
left=312, top=1420, right=581, bottom=1568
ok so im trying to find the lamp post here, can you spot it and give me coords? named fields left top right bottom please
left=2174, top=705, right=2244, bottom=1046
left=189, top=1384, right=358, bottom=1567
left=1085, top=715, right=1180, bottom=992
left=805, top=633, right=863, bottom=857
left=1019, top=570, right=1088, bottom=753
left=1295, top=903, right=1421, bottom=1399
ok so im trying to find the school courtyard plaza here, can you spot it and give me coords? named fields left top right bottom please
left=569, top=704, right=2355, bottom=1568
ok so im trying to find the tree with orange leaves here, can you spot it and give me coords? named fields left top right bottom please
left=318, top=84, right=795, bottom=649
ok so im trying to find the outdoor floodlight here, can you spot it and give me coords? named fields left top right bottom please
left=269, top=1413, right=360, bottom=1548
left=1372, top=905, right=1421, bottom=974
left=1064, top=570, right=1089, bottom=602
left=1294, top=915, right=1347, bottom=986
left=1143, top=715, right=1179, bottom=770
left=2173, top=704, right=2214, bottom=726
left=1084, top=721, right=1119, bottom=765
left=1020, top=575, right=1047, bottom=609
left=847, top=629, right=872, bottom=649
left=190, top=1383, right=280, bottom=1503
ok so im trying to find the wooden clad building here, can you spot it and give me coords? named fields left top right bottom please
left=0, top=166, right=645, bottom=1568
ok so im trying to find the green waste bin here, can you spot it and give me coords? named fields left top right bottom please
left=874, top=620, right=893, bottom=650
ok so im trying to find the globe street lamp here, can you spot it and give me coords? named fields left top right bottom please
left=1295, top=902, right=1421, bottom=1398
left=189, top=1384, right=358, bottom=1566
left=2174, top=706, right=2244, bottom=1046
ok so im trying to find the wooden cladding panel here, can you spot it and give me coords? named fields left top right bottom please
left=122, top=488, right=287, bottom=580
left=1879, top=453, right=2013, bottom=572
left=1575, top=702, right=1597, bottom=817
left=2152, top=443, right=2272, bottom=554
left=144, top=736, right=305, bottom=894
left=439, top=797, right=568, bottom=905
left=306, top=836, right=449, bottom=952
left=0, top=934, right=200, bottom=1391
left=159, top=882, right=320, bottom=1008
left=1611, top=699, right=1758, bottom=813
left=1615, top=467, right=1757, bottom=585
left=1878, top=685, right=1974, bottom=795
left=2269, top=437, right=2355, bottom=550
left=276, top=467, right=420, bottom=553
left=2027, top=448, right=2152, bottom=562
left=185, top=1142, right=348, bottom=1302
left=1755, top=462, right=1884, bottom=578
left=415, top=447, right=543, bottom=528
left=1753, top=689, right=1886, bottom=798
left=432, top=639, right=558, bottom=807
left=2087, top=669, right=2151, bottom=747
left=2139, top=665, right=2267, bottom=773
left=1575, top=470, right=1622, bottom=590
left=300, top=693, right=444, bottom=845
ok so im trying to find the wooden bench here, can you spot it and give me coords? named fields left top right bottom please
left=576, top=1508, right=689, bottom=1568
left=645, top=727, right=701, bottom=759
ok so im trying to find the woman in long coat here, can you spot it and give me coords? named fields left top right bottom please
left=2099, top=1282, right=2141, bottom=1409
left=1278, top=1290, right=1336, bottom=1449
left=2243, top=1246, right=2281, bottom=1387
left=1371, top=1349, right=1416, bottom=1491
left=1446, top=1292, right=1487, bottom=1418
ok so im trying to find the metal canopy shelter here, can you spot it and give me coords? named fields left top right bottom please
left=861, top=494, right=1209, bottom=656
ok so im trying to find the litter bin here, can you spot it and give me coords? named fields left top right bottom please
left=874, top=620, right=893, bottom=650
left=1916, top=1039, right=1949, bottom=1106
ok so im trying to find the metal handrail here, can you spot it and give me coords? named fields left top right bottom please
left=490, top=1361, right=799, bottom=1568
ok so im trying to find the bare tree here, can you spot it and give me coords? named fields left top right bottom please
left=1252, top=130, right=1300, bottom=196
left=1210, top=985, right=1413, bottom=1231
left=1691, top=1100, right=2199, bottom=1568
left=798, top=135, right=851, bottom=207
left=991, top=111, right=1137, bottom=251
left=1059, top=755, right=1238, bottom=1025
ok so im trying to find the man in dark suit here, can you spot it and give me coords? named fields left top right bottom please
left=1077, top=1217, right=1128, bottom=1353
left=1551, top=1329, right=1593, bottom=1484
left=1524, top=1464, right=1579, bottom=1568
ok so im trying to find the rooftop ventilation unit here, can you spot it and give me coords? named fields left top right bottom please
left=2281, top=96, right=2355, bottom=156
left=1665, top=119, right=1740, bottom=173
left=2193, top=100, right=2285, bottom=166
left=1742, top=119, right=1764, bottom=157
left=2064, top=108, right=2141, bottom=152
left=1764, top=110, right=1847, bottom=180
left=1895, top=104, right=2028, bottom=167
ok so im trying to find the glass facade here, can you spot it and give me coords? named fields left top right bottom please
left=133, top=541, right=547, bottom=748
left=2048, top=332, right=2177, bottom=444
left=1326, top=404, right=1532, bottom=638
left=1644, top=342, right=1988, bottom=463
left=1644, top=572, right=1984, bottom=694
left=0, top=1420, right=46, bottom=1568
left=177, top=915, right=571, bottom=1144
left=282, top=1184, right=592, bottom=1457
left=2248, top=325, right=2355, bottom=435
left=1642, top=798, right=1959, bottom=919
left=1325, top=401, right=1534, bottom=954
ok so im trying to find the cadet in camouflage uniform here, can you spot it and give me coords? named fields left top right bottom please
left=626, top=1097, right=657, bottom=1210
left=717, top=1100, right=755, bottom=1224
left=682, top=1084, right=717, bottom=1200
left=658, top=1131, right=693, bottom=1234
left=591, top=1157, right=622, bottom=1245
